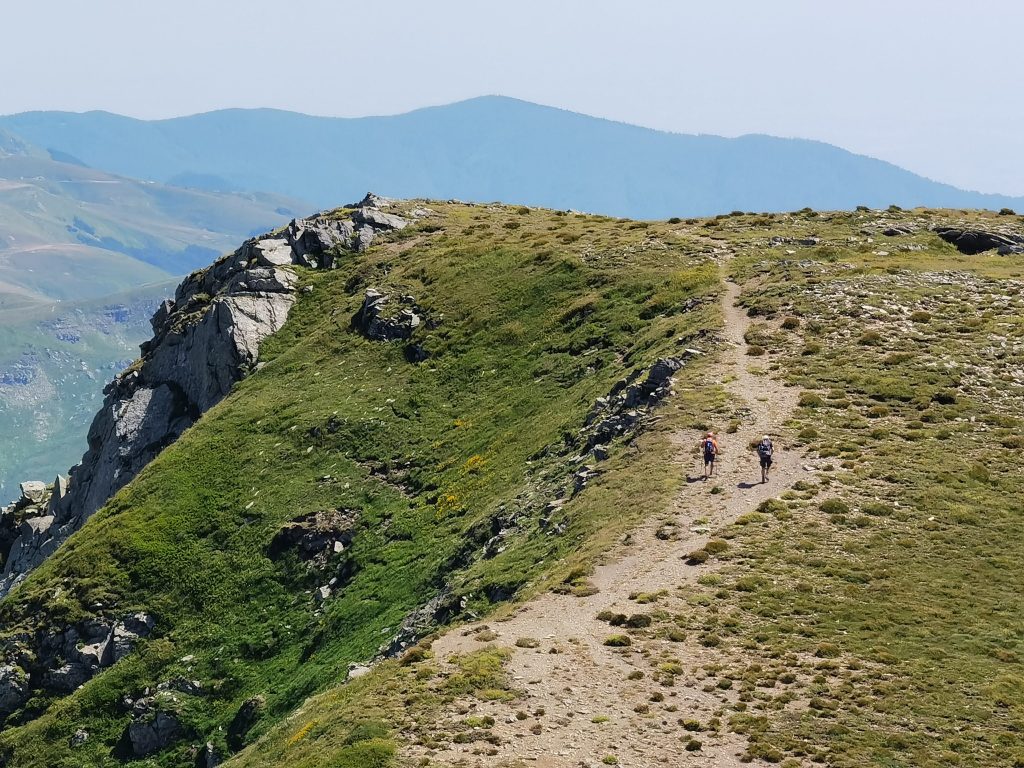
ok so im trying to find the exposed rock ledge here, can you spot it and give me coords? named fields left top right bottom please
left=0, top=194, right=412, bottom=600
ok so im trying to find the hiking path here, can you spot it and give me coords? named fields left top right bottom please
left=407, top=268, right=802, bottom=767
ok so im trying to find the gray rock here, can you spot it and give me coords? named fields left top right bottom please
left=70, top=728, right=89, bottom=747
left=111, top=612, right=156, bottom=662
left=315, top=585, right=332, bottom=602
left=287, top=217, right=354, bottom=267
left=150, top=299, right=175, bottom=333
left=127, top=710, right=184, bottom=756
left=354, top=289, right=424, bottom=341
left=592, top=444, right=609, bottom=461
left=43, top=663, right=91, bottom=693
left=353, top=207, right=408, bottom=232
left=355, top=225, right=376, bottom=252
left=252, top=238, right=294, bottom=267
left=19, top=481, right=46, bottom=504
left=0, top=664, right=28, bottom=714
left=934, top=226, right=1024, bottom=255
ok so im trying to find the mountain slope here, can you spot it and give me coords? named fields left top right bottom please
left=2, top=97, right=1021, bottom=218
left=0, top=201, right=1021, bottom=768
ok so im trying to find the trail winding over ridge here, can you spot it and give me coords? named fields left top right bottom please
left=410, top=266, right=803, bottom=767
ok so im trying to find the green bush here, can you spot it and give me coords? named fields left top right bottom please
left=820, top=498, right=850, bottom=515
left=604, top=635, right=632, bottom=647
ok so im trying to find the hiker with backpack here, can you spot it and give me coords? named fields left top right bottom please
left=757, top=435, right=774, bottom=483
left=700, top=432, right=718, bottom=479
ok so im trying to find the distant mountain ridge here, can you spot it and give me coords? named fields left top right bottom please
left=1, top=96, right=1020, bottom=217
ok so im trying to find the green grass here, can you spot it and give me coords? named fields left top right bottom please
left=671, top=210, right=1024, bottom=767
left=0, top=202, right=719, bottom=766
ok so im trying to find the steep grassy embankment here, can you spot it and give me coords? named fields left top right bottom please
left=0, top=203, right=720, bottom=766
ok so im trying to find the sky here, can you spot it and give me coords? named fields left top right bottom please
left=1, top=0, right=1021, bottom=195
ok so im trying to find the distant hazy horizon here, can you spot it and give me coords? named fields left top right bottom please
left=2, top=0, right=1022, bottom=195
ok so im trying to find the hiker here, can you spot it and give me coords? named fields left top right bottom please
left=700, top=432, right=718, bottom=479
left=757, top=434, right=774, bottom=483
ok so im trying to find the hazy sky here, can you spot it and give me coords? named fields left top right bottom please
left=2, top=1, right=1021, bottom=194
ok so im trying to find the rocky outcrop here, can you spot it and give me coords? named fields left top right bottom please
left=268, top=509, right=358, bottom=566
left=582, top=356, right=684, bottom=449
left=0, top=195, right=411, bottom=599
left=124, top=701, right=185, bottom=757
left=353, top=289, right=431, bottom=341
left=0, top=611, right=154, bottom=719
left=934, top=226, right=1024, bottom=255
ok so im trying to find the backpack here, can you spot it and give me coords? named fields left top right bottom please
left=758, top=439, right=773, bottom=458
left=703, top=438, right=717, bottom=458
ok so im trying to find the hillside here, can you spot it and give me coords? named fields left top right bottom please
left=0, top=200, right=1022, bottom=768
left=2, top=97, right=1022, bottom=218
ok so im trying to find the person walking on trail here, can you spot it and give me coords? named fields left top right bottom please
left=757, top=434, right=774, bottom=483
left=701, top=432, right=719, bottom=479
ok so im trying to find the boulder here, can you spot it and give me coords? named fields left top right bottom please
left=252, top=238, right=294, bottom=267
left=111, top=612, right=156, bottom=662
left=934, top=227, right=1024, bottom=255
left=353, top=207, right=408, bottom=232
left=18, top=481, right=46, bottom=505
left=353, top=289, right=424, bottom=341
left=43, top=663, right=91, bottom=693
left=127, top=710, right=184, bottom=756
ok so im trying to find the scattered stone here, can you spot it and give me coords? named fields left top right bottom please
left=70, top=728, right=89, bottom=747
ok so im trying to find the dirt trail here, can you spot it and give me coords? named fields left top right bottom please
left=409, top=273, right=802, bottom=767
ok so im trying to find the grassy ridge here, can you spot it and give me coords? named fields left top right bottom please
left=0, top=203, right=718, bottom=766
left=678, top=209, right=1024, bottom=766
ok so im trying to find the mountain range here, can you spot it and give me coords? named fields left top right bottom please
left=2, top=96, right=1021, bottom=219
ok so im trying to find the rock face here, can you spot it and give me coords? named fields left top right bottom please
left=0, top=195, right=409, bottom=599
